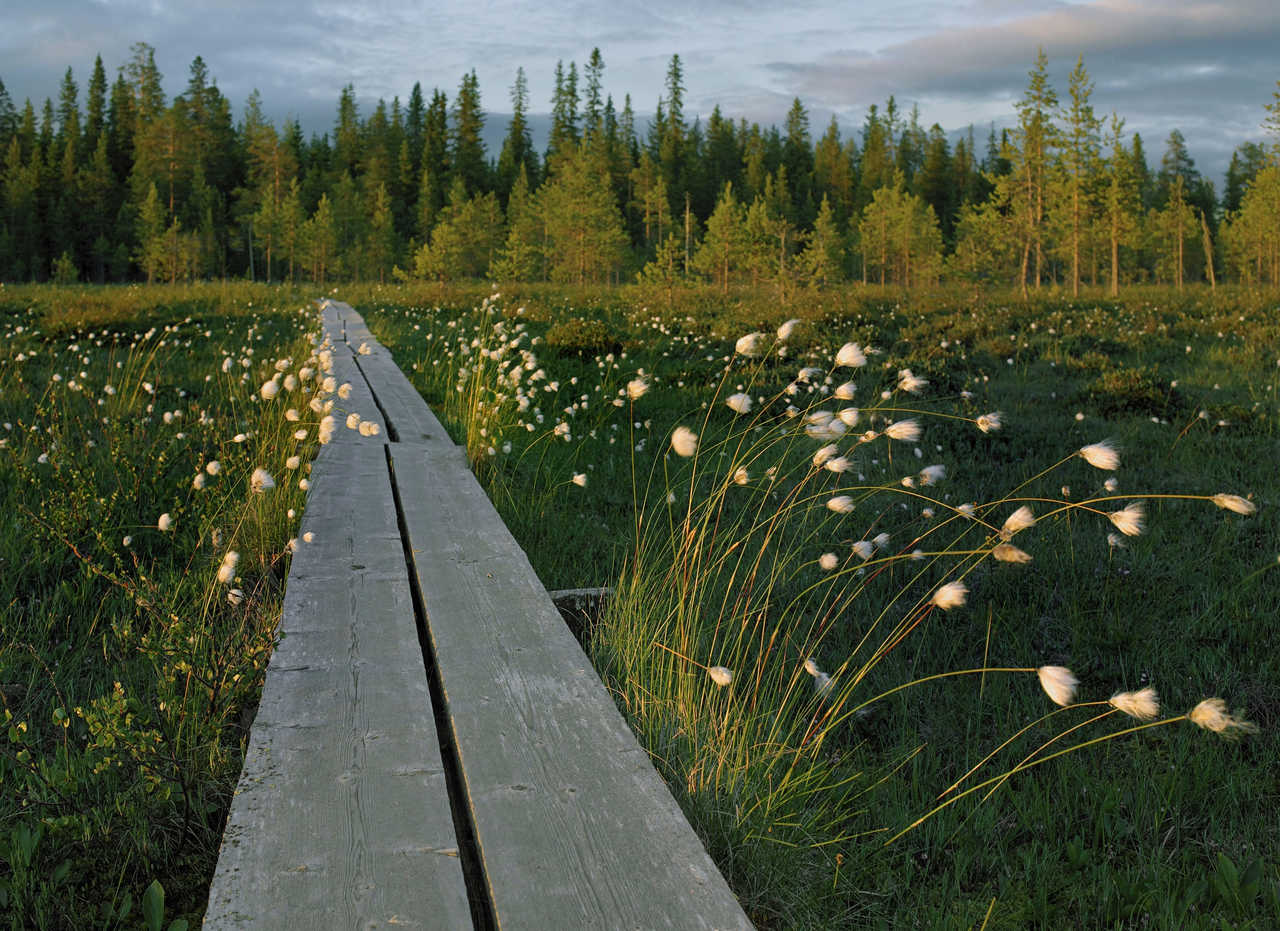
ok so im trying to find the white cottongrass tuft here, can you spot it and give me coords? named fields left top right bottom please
left=260, top=379, right=279, bottom=400
left=572, top=472, right=587, bottom=487
left=1189, top=698, right=1258, bottom=738
left=837, top=407, right=860, bottom=427
left=626, top=377, right=649, bottom=400
left=250, top=468, right=276, bottom=493
left=733, top=466, right=750, bottom=486
left=227, top=588, right=244, bottom=606
left=827, top=495, right=855, bottom=514
left=852, top=540, right=875, bottom=561
left=193, top=473, right=207, bottom=490
left=286, top=455, right=301, bottom=470
left=338, top=382, right=353, bottom=399
left=931, top=580, right=968, bottom=611
left=1211, top=493, right=1256, bottom=515
left=1079, top=440, right=1120, bottom=470
left=834, top=382, right=856, bottom=400
left=1037, top=666, right=1078, bottom=706
left=884, top=419, right=921, bottom=442
left=1000, top=505, right=1036, bottom=539
left=346, top=412, right=362, bottom=430
left=825, top=456, right=853, bottom=474
left=813, top=443, right=839, bottom=467
left=707, top=665, right=734, bottom=687
left=991, top=543, right=1032, bottom=564
left=777, top=318, right=800, bottom=341
left=976, top=412, right=1003, bottom=433
left=318, top=415, right=336, bottom=444
left=1106, top=532, right=1126, bottom=548
left=206, top=460, right=221, bottom=476
left=1108, top=501, right=1145, bottom=537
left=359, top=420, right=380, bottom=437
left=897, top=369, right=929, bottom=393
left=157, top=513, right=173, bottom=532
left=735, top=332, right=767, bottom=357
left=819, top=553, right=839, bottom=571
left=671, top=426, right=698, bottom=457
left=834, top=342, right=867, bottom=367
left=1109, top=687, right=1159, bottom=720
left=918, top=464, right=945, bottom=486
left=217, top=550, right=239, bottom=584
left=726, top=393, right=753, bottom=414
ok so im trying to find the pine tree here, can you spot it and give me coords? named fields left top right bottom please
left=1100, top=114, right=1139, bottom=295
left=583, top=48, right=605, bottom=140
left=496, top=67, right=537, bottom=201
left=539, top=143, right=628, bottom=284
left=491, top=166, right=543, bottom=280
left=56, top=67, right=79, bottom=155
left=691, top=182, right=747, bottom=293
left=1056, top=55, right=1101, bottom=296
left=800, top=194, right=845, bottom=286
left=303, top=193, right=336, bottom=283
left=449, top=71, right=487, bottom=195
left=84, top=56, right=107, bottom=158
left=547, top=61, right=579, bottom=168
left=364, top=183, right=398, bottom=282
left=1011, top=48, right=1058, bottom=292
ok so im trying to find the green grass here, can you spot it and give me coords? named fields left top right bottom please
left=361, top=281, right=1279, bottom=929
left=0, top=282, right=329, bottom=927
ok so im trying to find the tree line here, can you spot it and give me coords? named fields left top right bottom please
left=2, top=43, right=1278, bottom=290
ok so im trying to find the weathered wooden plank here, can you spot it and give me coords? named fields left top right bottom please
left=204, top=439, right=470, bottom=929
left=389, top=442, right=752, bottom=931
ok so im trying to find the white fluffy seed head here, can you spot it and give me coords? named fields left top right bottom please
left=735, top=332, right=766, bottom=357
left=250, top=468, right=276, bottom=493
left=931, top=580, right=968, bottom=611
left=835, top=342, right=866, bottom=368
left=726, top=393, right=753, bottom=414
left=1108, top=501, right=1145, bottom=537
left=708, top=665, right=734, bottom=687
left=1109, top=687, right=1159, bottom=720
left=1189, top=698, right=1258, bottom=738
left=671, top=426, right=698, bottom=457
left=1079, top=440, right=1120, bottom=470
left=976, top=411, right=1003, bottom=433
left=1037, top=666, right=1078, bottom=706
left=1211, top=493, right=1256, bottom=515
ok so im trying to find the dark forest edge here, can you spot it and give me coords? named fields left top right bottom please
left=1, top=45, right=1279, bottom=292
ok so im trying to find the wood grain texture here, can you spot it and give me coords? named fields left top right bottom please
left=203, top=435, right=469, bottom=928
left=389, top=442, right=752, bottom=931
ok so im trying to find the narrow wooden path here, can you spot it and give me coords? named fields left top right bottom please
left=204, top=301, right=751, bottom=929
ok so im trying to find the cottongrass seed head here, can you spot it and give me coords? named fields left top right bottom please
left=827, top=495, right=855, bottom=514
left=1109, top=687, right=1159, bottom=721
left=735, top=332, right=767, bottom=357
left=931, top=580, right=968, bottom=611
left=1108, top=501, right=1146, bottom=537
left=835, top=342, right=867, bottom=367
left=992, top=543, right=1033, bottom=564
left=1037, top=666, right=1079, bottom=707
left=1079, top=440, right=1120, bottom=470
left=1211, top=493, right=1256, bottom=515
left=626, top=377, right=649, bottom=400
left=1189, top=698, right=1258, bottom=739
left=671, top=426, right=698, bottom=457
left=976, top=411, right=1003, bottom=433
left=1000, top=505, right=1036, bottom=539
left=708, top=665, right=734, bottom=687
left=726, top=392, right=753, bottom=414
left=250, top=468, right=276, bottom=493
left=777, top=318, right=800, bottom=341
left=884, top=419, right=922, bottom=442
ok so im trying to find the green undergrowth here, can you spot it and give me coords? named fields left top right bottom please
left=364, top=281, right=1278, bottom=929
left=0, top=282, right=326, bottom=927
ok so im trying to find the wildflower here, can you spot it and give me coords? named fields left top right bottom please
left=884, top=419, right=921, bottom=442
left=1037, top=666, right=1078, bottom=706
left=671, top=426, right=698, bottom=457
left=726, top=393, right=753, bottom=414
left=285, top=408, right=301, bottom=422
left=251, top=468, right=276, bottom=493
left=992, top=543, right=1032, bottom=564
left=732, top=467, right=750, bottom=485
left=777, top=318, right=800, bottom=341
left=1079, top=440, right=1120, bottom=470
left=157, top=513, right=173, bottom=532
left=217, top=551, right=239, bottom=584
left=303, top=532, right=315, bottom=543
left=835, top=342, right=866, bottom=367
left=931, top=580, right=968, bottom=610
left=299, top=478, right=311, bottom=491
left=206, top=460, right=221, bottom=475
left=346, top=412, right=362, bottom=430
left=1189, top=698, right=1258, bottom=738
left=919, top=464, right=945, bottom=486
left=1211, top=493, right=1256, bottom=515
left=827, top=495, right=855, bottom=514
left=1104, top=476, right=1119, bottom=493
left=796, top=366, right=823, bottom=382
left=318, top=415, right=336, bottom=444
left=626, top=377, right=649, bottom=400
left=837, top=407, right=860, bottom=426
left=122, top=536, right=132, bottom=547
left=814, top=671, right=835, bottom=699
left=707, top=666, right=734, bottom=687
left=921, top=507, right=935, bottom=519
left=359, top=421, right=380, bottom=437
left=852, top=540, right=875, bottom=561
left=572, top=472, right=587, bottom=487
left=735, top=332, right=766, bottom=357
left=338, top=382, right=353, bottom=399
left=834, top=382, right=856, bottom=400
left=813, top=444, right=839, bottom=467
left=1106, top=532, right=1125, bottom=548
left=897, top=369, right=928, bottom=393
left=259, top=378, right=280, bottom=401
left=227, top=588, right=244, bottom=606
left=1000, top=505, right=1035, bottom=539
left=193, top=473, right=207, bottom=490
left=804, top=657, right=821, bottom=676
left=233, top=433, right=249, bottom=443
left=825, top=456, right=853, bottom=473
left=806, top=420, right=848, bottom=441
left=873, top=531, right=891, bottom=550
left=1108, top=501, right=1145, bottom=537
left=958, top=503, right=976, bottom=518
left=819, top=553, right=839, bottom=571
left=976, top=412, right=1003, bottom=433
left=1109, top=687, right=1159, bottom=721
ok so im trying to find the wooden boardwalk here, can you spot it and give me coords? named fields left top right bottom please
left=204, top=302, right=751, bottom=929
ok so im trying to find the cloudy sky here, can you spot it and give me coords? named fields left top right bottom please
left=4, top=0, right=1278, bottom=184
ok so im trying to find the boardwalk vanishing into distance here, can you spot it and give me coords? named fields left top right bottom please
left=203, top=301, right=751, bottom=930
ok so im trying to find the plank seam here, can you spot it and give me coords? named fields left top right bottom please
left=384, top=443, right=496, bottom=931
left=347, top=341, right=402, bottom=443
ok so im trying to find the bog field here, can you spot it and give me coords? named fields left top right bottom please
left=2, top=281, right=1277, bottom=928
